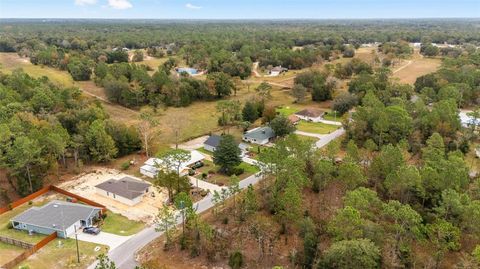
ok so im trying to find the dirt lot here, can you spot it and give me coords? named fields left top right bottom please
left=58, top=168, right=167, bottom=224
left=392, top=50, right=441, bottom=84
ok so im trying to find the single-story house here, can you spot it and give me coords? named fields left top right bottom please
left=242, top=126, right=275, bottom=145
left=269, top=66, right=288, bottom=77
left=204, top=135, right=222, bottom=152
left=95, top=177, right=151, bottom=206
left=11, top=200, right=102, bottom=238
left=288, top=115, right=301, bottom=125
left=295, top=108, right=325, bottom=122
left=140, top=150, right=205, bottom=178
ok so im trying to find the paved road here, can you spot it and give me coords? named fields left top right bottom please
left=314, top=128, right=345, bottom=149
left=89, top=128, right=343, bottom=269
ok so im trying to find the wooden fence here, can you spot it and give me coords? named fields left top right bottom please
left=0, top=185, right=106, bottom=215
left=0, top=236, right=33, bottom=249
left=1, top=232, right=57, bottom=269
left=0, top=185, right=51, bottom=214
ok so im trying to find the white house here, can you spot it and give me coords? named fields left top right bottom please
left=95, top=177, right=151, bottom=206
left=268, top=66, right=288, bottom=77
left=295, top=108, right=325, bottom=122
left=140, top=150, right=205, bottom=178
left=242, top=126, right=275, bottom=145
left=203, top=135, right=222, bottom=152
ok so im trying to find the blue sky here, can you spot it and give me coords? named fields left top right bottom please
left=0, top=0, right=478, bottom=19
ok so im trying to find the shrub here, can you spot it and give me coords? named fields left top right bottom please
left=223, top=216, right=229, bottom=224
left=6, top=222, right=13, bottom=229
left=120, top=161, right=130, bottom=170
left=228, top=251, right=244, bottom=269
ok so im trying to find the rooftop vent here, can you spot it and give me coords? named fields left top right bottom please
left=53, top=204, right=58, bottom=208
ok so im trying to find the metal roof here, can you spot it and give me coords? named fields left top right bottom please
left=11, top=200, right=101, bottom=231
left=95, top=177, right=151, bottom=200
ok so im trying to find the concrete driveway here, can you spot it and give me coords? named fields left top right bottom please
left=70, top=231, right=132, bottom=250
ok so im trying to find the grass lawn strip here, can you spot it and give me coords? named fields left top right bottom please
left=101, top=210, right=144, bottom=236
left=297, top=121, right=339, bottom=134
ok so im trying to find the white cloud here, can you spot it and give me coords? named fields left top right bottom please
left=108, top=0, right=133, bottom=9
left=75, top=0, right=97, bottom=6
left=185, top=3, right=202, bottom=10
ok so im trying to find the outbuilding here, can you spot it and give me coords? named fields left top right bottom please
left=95, top=177, right=151, bottom=206
left=11, top=200, right=102, bottom=238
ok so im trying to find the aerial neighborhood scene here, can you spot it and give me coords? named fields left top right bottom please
left=0, top=0, right=480, bottom=268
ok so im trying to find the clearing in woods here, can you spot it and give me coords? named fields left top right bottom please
left=392, top=50, right=441, bottom=84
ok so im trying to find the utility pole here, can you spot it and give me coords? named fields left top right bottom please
left=74, top=225, right=80, bottom=263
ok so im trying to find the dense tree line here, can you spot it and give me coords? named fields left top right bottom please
left=0, top=71, right=141, bottom=195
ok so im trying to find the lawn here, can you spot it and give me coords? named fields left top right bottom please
left=322, top=111, right=343, bottom=122
left=297, top=121, right=339, bottom=134
left=296, top=135, right=319, bottom=144
left=276, top=106, right=299, bottom=116
left=0, top=201, right=49, bottom=244
left=194, top=160, right=259, bottom=186
left=18, top=238, right=108, bottom=269
left=101, top=210, right=144, bottom=236
left=196, top=147, right=212, bottom=156
left=0, top=241, right=24, bottom=266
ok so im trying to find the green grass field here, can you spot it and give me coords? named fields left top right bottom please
left=18, top=238, right=108, bottom=269
left=276, top=106, right=299, bottom=116
left=0, top=201, right=49, bottom=244
left=297, top=121, right=339, bottom=134
left=195, top=160, right=259, bottom=186
left=101, top=210, right=144, bottom=236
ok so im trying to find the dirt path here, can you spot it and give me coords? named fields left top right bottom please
left=392, top=60, right=413, bottom=74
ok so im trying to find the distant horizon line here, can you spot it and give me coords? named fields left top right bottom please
left=1, top=17, right=479, bottom=21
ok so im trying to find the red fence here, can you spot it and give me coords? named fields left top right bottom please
left=0, top=185, right=51, bottom=214
left=0, top=185, right=106, bottom=215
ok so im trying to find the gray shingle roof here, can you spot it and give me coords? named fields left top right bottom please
left=11, top=200, right=101, bottom=231
left=95, top=177, right=150, bottom=200
left=243, top=126, right=275, bottom=141
left=204, top=135, right=222, bottom=148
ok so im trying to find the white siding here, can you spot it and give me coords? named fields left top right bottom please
left=203, top=144, right=216, bottom=152
left=296, top=115, right=323, bottom=122
left=140, top=166, right=157, bottom=178
left=95, top=187, right=143, bottom=206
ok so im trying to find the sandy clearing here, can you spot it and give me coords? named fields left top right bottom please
left=58, top=168, right=167, bottom=224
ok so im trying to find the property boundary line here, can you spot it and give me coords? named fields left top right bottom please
left=0, top=185, right=107, bottom=215
left=1, top=232, right=57, bottom=269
